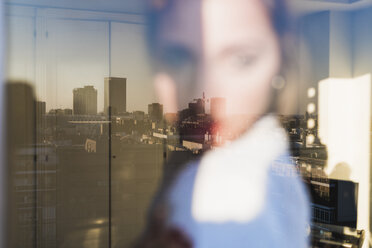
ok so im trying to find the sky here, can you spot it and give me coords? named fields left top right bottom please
left=6, top=5, right=156, bottom=113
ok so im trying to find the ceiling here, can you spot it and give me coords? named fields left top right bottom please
left=5, top=0, right=372, bottom=15
left=291, top=0, right=372, bottom=14
left=5, top=0, right=146, bottom=14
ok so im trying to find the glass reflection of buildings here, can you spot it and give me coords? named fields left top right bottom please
left=7, top=77, right=165, bottom=248
left=279, top=114, right=363, bottom=248
left=156, top=95, right=364, bottom=247
left=7, top=76, right=365, bottom=247
left=104, top=77, right=127, bottom=115
left=73, top=86, right=98, bottom=115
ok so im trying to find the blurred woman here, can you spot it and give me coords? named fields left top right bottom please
left=135, top=0, right=310, bottom=247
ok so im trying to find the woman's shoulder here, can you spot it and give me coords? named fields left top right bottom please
left=167, top=160, right=200, bottom=205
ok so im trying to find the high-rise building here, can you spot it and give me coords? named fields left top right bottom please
left=35, top=101, right=46, bottom=143
left=148, top=103, right=163, bottom=122
left=210, top=97, right=226, bottom=118
left=6, top=83, right=57, bottom=248
left=36, top=101, right=46, bottom=117
left=36, top=101, right=46, bottom=125
left=189, top=98, right=205, bottom=116
left=104, top=77, right=126, bottom=115
left=133, top=111, right=145, bottom=121
left=73, top=86, right=97, bottom=115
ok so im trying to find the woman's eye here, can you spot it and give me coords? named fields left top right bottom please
left=233, top=54, right=258, bottom=68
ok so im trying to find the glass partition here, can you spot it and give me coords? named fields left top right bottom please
left=4, top=1, right=372, bottom=248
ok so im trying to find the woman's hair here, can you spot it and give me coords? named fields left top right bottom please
left=262, top=0, right=299, bottom=115
left=145, top=0, right=298, bottom=114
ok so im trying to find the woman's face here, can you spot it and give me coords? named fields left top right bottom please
left=154, top=0, right=281, bottom=137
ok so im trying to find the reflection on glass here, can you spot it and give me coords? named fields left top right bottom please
left=3, top=0, right=372, bottom=248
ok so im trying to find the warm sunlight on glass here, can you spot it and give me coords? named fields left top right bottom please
left=307, top=103, right=316, bottom=114
left=318, top=74, right=371, bottom=247
left=307, top=87, right=316, bottom=99
left=307, top=118, right=315, bottom=129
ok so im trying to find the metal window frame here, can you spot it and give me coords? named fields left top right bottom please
left=0, top=1, right=6, bottom=247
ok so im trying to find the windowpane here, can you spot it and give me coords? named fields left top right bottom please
left=4, top=1, right=372, bottom=248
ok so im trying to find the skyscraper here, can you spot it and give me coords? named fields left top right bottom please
left=36, top=101, right=46, bottom=117
left=210, top=97, right=226, bottom=118
left=36, top=101, right=46, bottom=126
left=148, top=103, right=163, bottom=122
left=73, top=86, right=97, bottom=115
left=104, top=77, right=127, bottom=115
left=35, top=101, right=46, bottom=143
left=189, top=98, right=205, bottom=116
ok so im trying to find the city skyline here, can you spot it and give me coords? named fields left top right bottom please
left=7, top=17, right=155, bottom=113
left=41, top=77, right=229, bottom=117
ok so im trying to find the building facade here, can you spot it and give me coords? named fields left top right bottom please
left=73, top=86, right=97, bottom=115
left=104, top=77, right=127, bottom=115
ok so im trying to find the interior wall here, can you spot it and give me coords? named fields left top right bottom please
left=299, top=8, right=371, bottom=247
left=352, top=7, right=372, bottom=77
left=329, top=11, right=352, bottom=78
left=351, top=6, right=372, bottom=245
left=298, top=11, right=330, bottom=115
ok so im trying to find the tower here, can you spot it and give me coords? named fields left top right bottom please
left=104, top=77, right=127, bottom=115
left=148, top=103, right=163, bottom=122
left=73, top=85, right=97, bottom=115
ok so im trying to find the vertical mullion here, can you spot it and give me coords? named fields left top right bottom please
left=108, top=21, right=112, bottom=248
left=0, top=2, right=7, bottom=248
left=108, top=106, right=112, bottom=248
left=33, top=9, right=38, bottom=248
left=109, top=21, right=112, bottom=78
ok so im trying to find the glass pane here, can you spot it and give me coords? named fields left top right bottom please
left=4, top=1, right=372, bottom=248
left=110, top=22, right=162, bottom=247
left=40, top=17, right=110, bottom=248
left=6, top=6, right=111, bottom=248
left=6, top=6, right=37, bottom=248
left=42, top=18, right=109, bottom=112
left=6, top=8, right=35, bottom=83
